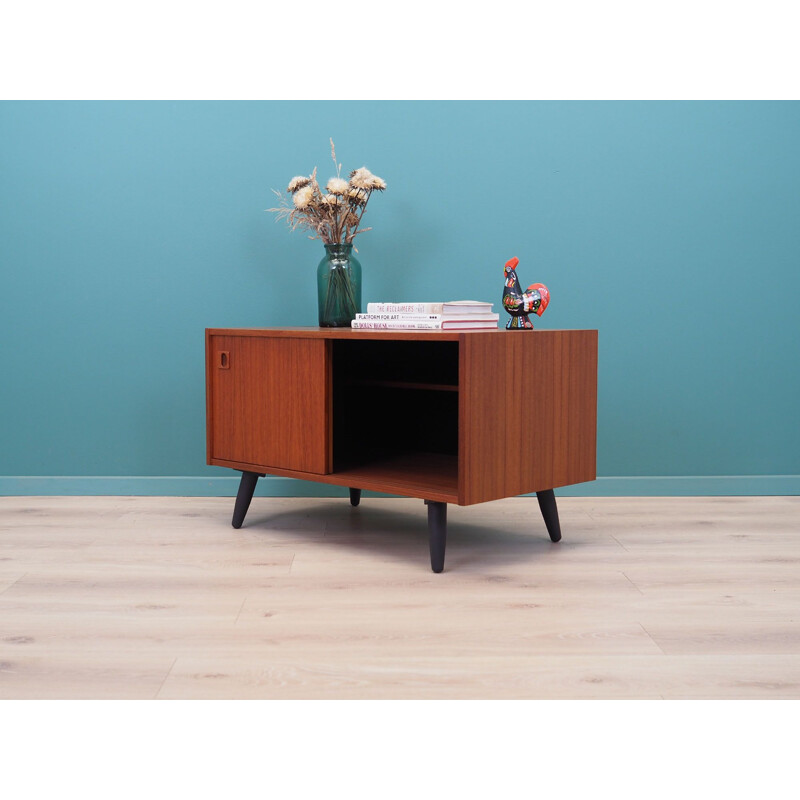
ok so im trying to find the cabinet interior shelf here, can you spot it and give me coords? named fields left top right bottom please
left=346, top=378, right=458, bottom=392
left=333, top=452, right=459, bottom=502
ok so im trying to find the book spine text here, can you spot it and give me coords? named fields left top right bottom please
left=355, top=313, right=442, bottom=322
left=366, top=302, right=444, bottom=314
left=351, top=320, right=443, bottom=330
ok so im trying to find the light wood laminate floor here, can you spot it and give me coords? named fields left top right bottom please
left=1, top=495, right=799, bottom=699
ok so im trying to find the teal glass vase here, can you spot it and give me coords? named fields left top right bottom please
left=317, top=243, right=362, bottom=327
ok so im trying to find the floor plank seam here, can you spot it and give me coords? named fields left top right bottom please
left=0, top=574, right=27, bottom=596
left=609, top=533, right=630, bottom=552
left=234, top=596, right=248, bottom=626
left=154, top=657, right=178, bottom=699
left=638, top=622, right=667, bottom=655
left=621, top=571, right=645, bottom=595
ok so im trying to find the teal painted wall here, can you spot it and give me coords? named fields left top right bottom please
left=1, top=101, right=799, bottom=494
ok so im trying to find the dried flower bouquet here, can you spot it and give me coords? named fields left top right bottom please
left=268, top=139, right=386, bottom=246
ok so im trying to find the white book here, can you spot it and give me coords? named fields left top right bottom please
left=442, top=300, right=493, bottom=315
left=355, top=313, right=442, bottom=321
left=351, top=320, right=444, bottom=330
left=351, top=319, right=499, bottom=330
left=366, top=300, right=494, bottom=315
left=356, top=313, right=498, bottom=323
left=438, top=313, right=499, bottom=323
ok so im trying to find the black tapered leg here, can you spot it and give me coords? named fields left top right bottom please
left=425, top=500, right=447, bottom=573
left=232, top=471, right=261, bottom=529
left=536, top=489, right=562, bottom=542
left=349, top=488, right=361, bottom=507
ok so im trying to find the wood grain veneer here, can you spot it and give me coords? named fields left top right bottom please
left=459, top=330, right=597, bottom=504
left=206, top=333, right=331, bottom=474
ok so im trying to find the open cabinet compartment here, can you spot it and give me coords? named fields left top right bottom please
left=331, top=339, right=460, bottom=499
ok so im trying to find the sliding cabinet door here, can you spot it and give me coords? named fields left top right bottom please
left=207, top=334, right=331, bottom=474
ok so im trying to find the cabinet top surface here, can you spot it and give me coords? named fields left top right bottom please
left=206, top=327, right=597, bottom=341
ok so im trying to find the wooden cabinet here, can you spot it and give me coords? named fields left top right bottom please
left=206, top=327, right=598, bottom=571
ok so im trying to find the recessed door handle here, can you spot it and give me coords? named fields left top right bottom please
left=219, top=351, right=230, bottom=369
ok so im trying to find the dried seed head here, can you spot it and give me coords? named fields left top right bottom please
left=347, top=188, right=367, bottom=205
left=293, top=185, right=314, bottom=209
left=326, top=177, right=349, bottom=195
left=349, top=167, right=386, bottom=191
left=287, top=175, right=311, bottom=193
left=349, top=167, right=375, bottom=190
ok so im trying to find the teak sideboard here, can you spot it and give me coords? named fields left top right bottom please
left=206, top=327, right=598, bottom=572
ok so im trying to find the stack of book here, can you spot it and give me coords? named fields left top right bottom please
left=351, top=301, right=499, bottom=330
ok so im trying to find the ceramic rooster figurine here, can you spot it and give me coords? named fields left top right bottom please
left=502, top=256, right=550, bottom=329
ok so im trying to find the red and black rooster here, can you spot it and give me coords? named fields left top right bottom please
left=502, top=256, right=550, bottom=329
